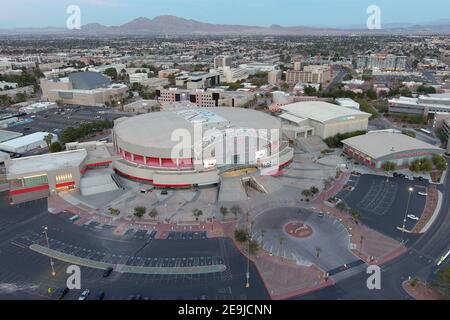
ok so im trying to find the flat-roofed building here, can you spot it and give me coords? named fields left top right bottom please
left=5, top=149, right=87, bottom=203
left=342, top=131, right=444, bottom=169
left=279, top=101, right=370, bottom=139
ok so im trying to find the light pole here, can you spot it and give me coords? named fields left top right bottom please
left=246, top=212, right=251, bottom=288
left=43, top=226, right=56, bottom=277
left=401, top=187, right=414, bottom=244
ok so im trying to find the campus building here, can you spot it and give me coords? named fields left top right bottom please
left=342, top=131, right=444, bottom=169
left=279, top=101, right=370, bottom=139
left=41, top=71, right=128, bottom=107
left=389, top=93, right=450, bottom=117
left=356, top=54, right=407, bottom=71
left=155, top=88, right=255, bottom=108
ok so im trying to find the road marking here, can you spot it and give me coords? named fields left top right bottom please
left=437, top=249, right=450, bottom=266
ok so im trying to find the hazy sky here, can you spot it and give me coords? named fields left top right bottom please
left=1, top=0, right=449, bottom=29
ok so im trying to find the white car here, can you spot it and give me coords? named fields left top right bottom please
left=418, top=192, right=428, bottom=196
left=78, top=289, right=90, bottom=300
left=407, top=214, right=419, bottom=221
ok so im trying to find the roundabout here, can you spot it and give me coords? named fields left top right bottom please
left=252, top=207, right=362, bottom=276
left=284, top=222, right=313, bottom=238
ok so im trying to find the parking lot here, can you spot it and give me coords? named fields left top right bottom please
left=0, top=194, right=269, bottom=300
left=337, top=174, right=428, bottom=242
left=167, top=231, right=207, bottom=240
left=7, top=105, right=127, bottom=136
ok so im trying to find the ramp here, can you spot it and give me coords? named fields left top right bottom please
left=80, top=174, right=119, bottom=196
left=252, top=175, right=283, bottom=194
left=218, top=177, right=248, bottom=202
left=296, top=136, right=328, bottom=153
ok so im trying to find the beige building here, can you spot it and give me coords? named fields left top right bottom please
left=286, top=65, right=331, bottom=84
left=41, top=71, right=128, bottom=107
left=279, top=101, right=370, bottom=139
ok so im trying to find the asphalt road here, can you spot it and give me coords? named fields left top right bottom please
left=325, top=68, right=347, bottom=93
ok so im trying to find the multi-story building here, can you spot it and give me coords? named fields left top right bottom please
left=214, top=55, right=232, bottom=69
left=158, top=69, right=180, bottom=78
left=155, top=88, right=255, bottom=108
left=175, top=71, right=220, bottom=90
left=211, top=66, right=249, bottom=84
left=41, top=71, right=128, bottom=107
left=268, top=70, right=282, bottom=85
left=286, top=65, right=331, bottom=84
left=388, top=93, right=450, bottom=116
left=356, top=54, right=407, bottom=71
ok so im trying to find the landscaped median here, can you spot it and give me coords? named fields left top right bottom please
left=29, top=244, right=226, bottom=275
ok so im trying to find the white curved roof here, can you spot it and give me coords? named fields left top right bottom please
left=114, top=107, right=281, bottom=149
left=280, top=101, right=370, bottom=124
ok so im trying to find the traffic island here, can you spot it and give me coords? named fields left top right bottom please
left=402, top=279, right=445, bottom=300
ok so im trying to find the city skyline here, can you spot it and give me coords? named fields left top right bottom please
left=1, top=0, right=450, bottom=29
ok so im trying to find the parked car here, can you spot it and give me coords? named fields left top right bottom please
left=407, top=214, right=419, bottom=221
left=161, top=190, right=168, bottom=195
left=78, top=289, right=90, bottom=300
left=393, top=172, right=399, bottom=177
left=103, top=267, right=113, bottom=278
left=57, top=287, right=69, bottom=300
left=96, top=292, right=105, bottom=300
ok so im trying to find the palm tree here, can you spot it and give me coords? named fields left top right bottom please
left=315, top=247, right=322, bottom=263
left=43, top=133, right=53, bottom=149
left=260, top=229, right=266, bottom=246
left=278, top=236, right=285, bottom=257
left=220, top=206, right=228, bottom=220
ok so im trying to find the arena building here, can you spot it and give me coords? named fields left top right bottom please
left=4, top=107, right=294, bottom=203
left=112, top=107, right=294, bottom=187
left=342, top=130, right=444, bottom=169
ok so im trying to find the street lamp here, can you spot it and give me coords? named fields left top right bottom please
left=401, top=187, right=414, bottom=244
left=42, top=226, right=56, bottom=277
left=246, top=212, right=251, bottom=288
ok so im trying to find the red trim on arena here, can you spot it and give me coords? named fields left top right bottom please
left=56, top=181, right=75, bottom=188
left=114, top=169, right=154, bottom=183
left=86, top=160, right=112, bottom=167
left=153, top=183, right=192, bottom=188
left=10, top=184, right=49, bottom=196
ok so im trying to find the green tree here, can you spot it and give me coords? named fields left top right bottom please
left=192, top=208, right=203, bottom=221
left=133, top=206, right=146, bottom=219
left=248, top=239, right=260, bottom=255
left=234, top=229, right=249, bottom=243
left=49, top=141, right=63, bottom=153
left=302, top=189, right=312, bottom=198
left=433, top=155, right=448, bottom=171
left=104, top=67, right=118, bottom=80
left=383, top=161, right=396, bottom=172
left=420, top=158, right=433, bottom=172
left=310, top=186, right=319, bottom=194
left=351, top=209, right=362, bottom=222
left=432, top=266, right=450, bottom=298
left=230, top=205, right=241, bottom=218
left=336, top=201, right=348, bottom=212
left=148, top=208, right=158, bottom=220
left=43, top=133, right=53, bottom=149
left=220, top=206, right=228, bottom=219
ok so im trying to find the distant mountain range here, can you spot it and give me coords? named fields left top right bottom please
left=1, top=15, right=450, bottom=36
